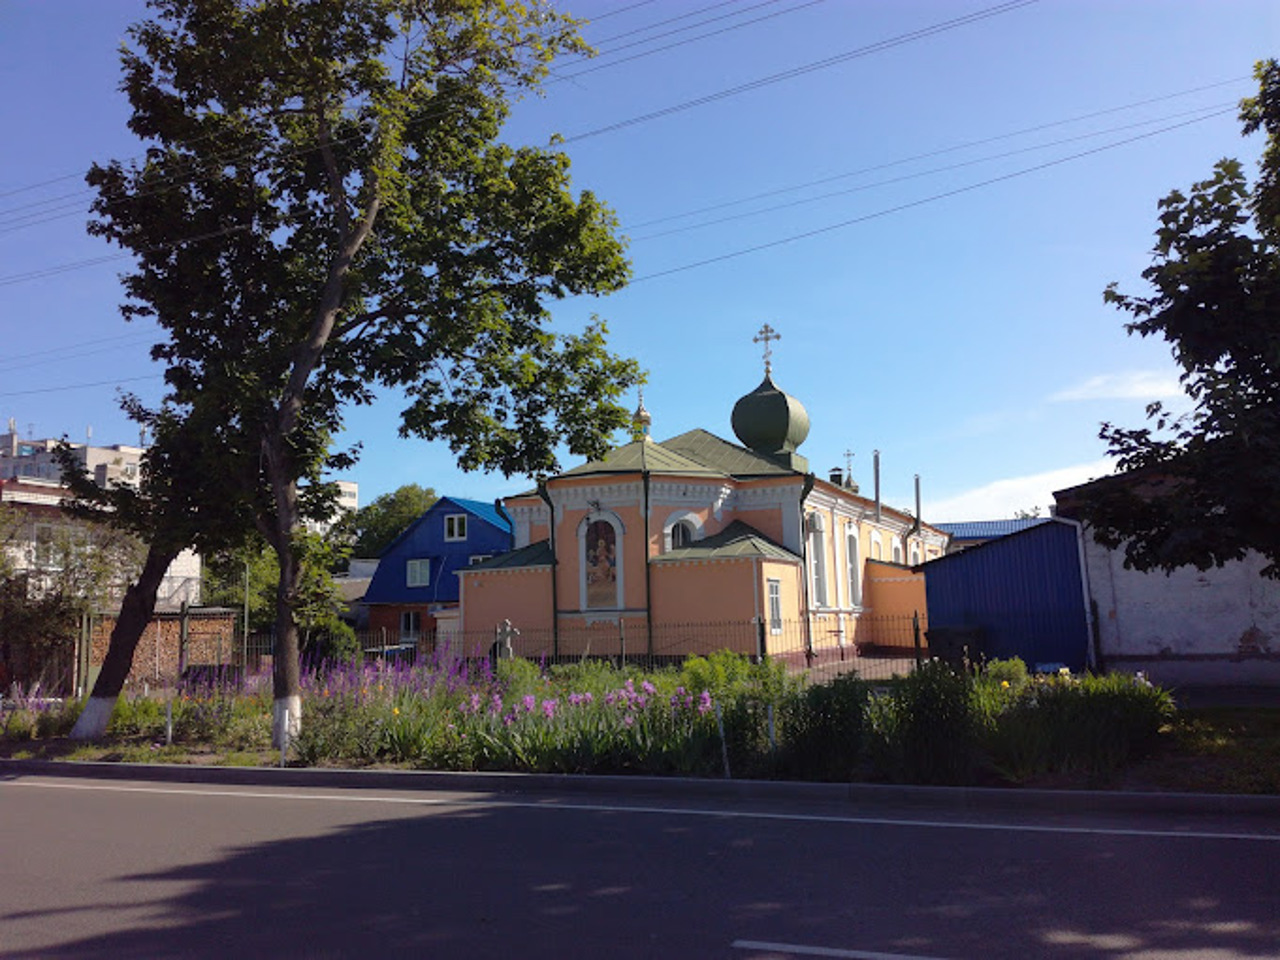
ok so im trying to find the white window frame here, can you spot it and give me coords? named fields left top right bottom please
left=892, top=541, right=903, bottom=564
left=846, top=527, right=861, bottom=607
left=468, top=554, right=492, bottom=566
left=662, top=510, right=704, bottom=551
left=767, top=578, right=783, bottom=634
left=444, top=514, right=468, bottom=541
left=808, top=512, right=828, bottom=608
left=406, top=558, right=430, bottom=587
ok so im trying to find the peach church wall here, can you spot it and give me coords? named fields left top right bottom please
left=460, top=568, right=553, bottom=634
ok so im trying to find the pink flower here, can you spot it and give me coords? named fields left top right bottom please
left=697, top=690, right=713, bottom=716
left=542, top=699, right=558, bottom=720
left=623, top=714, right=635, bottom=728
left=522, top=694, right=536, bottom=713
left=642, top=680, right=657, bottom=696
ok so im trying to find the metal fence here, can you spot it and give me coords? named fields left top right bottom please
left=231, top=614, right=930, bottom=683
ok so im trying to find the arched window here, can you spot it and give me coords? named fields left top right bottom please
left=910, top=544, right=921, bottom=566
left=579, top=512, right=624, bottom=610
left=846, top=528, right=861, bottom=607
left=892, top=542, right=903, bottom=564
left=663, top=511, right=703, bottom=552
left=808, top=512, right=828, bottom=607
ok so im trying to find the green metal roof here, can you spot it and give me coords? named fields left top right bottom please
left=661, top=429, right=800, bottom=478
left=465, top=539, right=554, bottom=571
left=558, top=437, right=727, bottom=479
left=651, top=520, right=800, bottom=564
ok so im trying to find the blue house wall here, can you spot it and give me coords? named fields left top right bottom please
left=363, top=496, right=513, bottom=608
left=921, top=519, right=1090, bottom=671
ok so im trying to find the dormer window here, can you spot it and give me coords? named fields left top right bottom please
left=445, top=514, right=467, bottom=541
left=670, top=520, right=694, bottom=549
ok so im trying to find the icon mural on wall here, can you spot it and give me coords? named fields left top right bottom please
left=585, top=519, right=616, bottom=608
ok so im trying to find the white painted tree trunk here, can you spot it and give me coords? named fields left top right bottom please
left=69, top=695, right=117, bottom=741
left=272, top=694, right=302, bottom=751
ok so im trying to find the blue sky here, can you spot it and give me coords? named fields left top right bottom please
left=1, top=1, right=1274, bottom=521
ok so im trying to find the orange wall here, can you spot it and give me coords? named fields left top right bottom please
left=862, top=558, right=927, bottom=619
left=460, top=568, right=553, bottom=634
left=650, top=559, right=761, bottom=622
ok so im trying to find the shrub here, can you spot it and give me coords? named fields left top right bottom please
left=776, top=674, right=869, bottom=781
left=109, top=695, right=167, bottom=738
left=871, top=660, right=977, bottom=785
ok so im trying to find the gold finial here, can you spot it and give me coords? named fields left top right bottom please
left=632, top=389, right=652, bottom=441
left=753, top=323, right=780, bottom=375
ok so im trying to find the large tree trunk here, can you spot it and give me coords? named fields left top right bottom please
left=271, top=535, right=303, bottom=749
left=69, top=544, right=179, bottom=740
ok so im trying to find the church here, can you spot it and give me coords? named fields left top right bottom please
left=459, top=328, right=949, bottom=663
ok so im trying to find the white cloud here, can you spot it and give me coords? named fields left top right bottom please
left=1049, top=371, right=1182, bottom=403
left=924, top=459, right=1115, bottom=523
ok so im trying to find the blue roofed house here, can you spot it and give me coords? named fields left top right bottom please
left=363, top=497, right=513, bottom=651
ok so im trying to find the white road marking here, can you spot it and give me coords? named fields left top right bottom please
left=732, top=941, right=949, bottom=959
left=6, top=778, right=1279, bottom=842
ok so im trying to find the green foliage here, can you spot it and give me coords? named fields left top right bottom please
left=869, top=660, right=978, bottom=785
left=90, top=0, right=643, bottom=701
left=776, top=674, right=870, bottom=781
left=983, top=671, right=1176, bottom=782
left=984, top=657, right=1029, bottom=690
left=340, top=484, right=438, bottom=559
left=33, top=699, right=82, bottom=739
left=1076, top=59, right=1280, bottom=577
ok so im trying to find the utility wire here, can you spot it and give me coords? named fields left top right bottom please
left=629, top=103, right=1236, bottom=242
left=0, top=334, right=160, bottom=374
left=582, top=0, right=745, bottom=46
left=625, top=77, right=1250, bottom=230
left=631, top=108, right=1234, bottom=284
left=0, top=224, right=248, bottom=288
left=554, top=0, right=827, bottom=80
left=562, top=0, right=1041, bottom=142
left=0, top=375, right=163, bottom=399
left=1, top=0, right=1024, bottom=230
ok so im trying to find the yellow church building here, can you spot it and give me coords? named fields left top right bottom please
left=460, top=333, right=948, bottom=665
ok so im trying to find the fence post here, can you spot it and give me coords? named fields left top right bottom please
left=618, top=618, right=626, bottom=668
left=913, top=610, right=923, bottom=667
left=756, top=617, right=766, bottom=662
left=178, top=601, right=190, bottom=678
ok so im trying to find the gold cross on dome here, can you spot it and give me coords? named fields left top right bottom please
left=753, top=323, right=780, bottom=374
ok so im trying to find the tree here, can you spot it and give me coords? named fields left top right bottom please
left=61, top=400, right=263, bottom=738
left=203, top=532, right=358, bottom=662
left=89, top=0, right=641, bottom=744
left=0, top=502, right=146, bottom=695
left=1077, top=60, right=1280, bottom=577
left=342, top=483, right=438, bottom=558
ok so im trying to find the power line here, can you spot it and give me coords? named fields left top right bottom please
left=0, top=223, right=249, bottom=288
left=630, top=108, right=1234, bottom=283
left=554, top=0, right=827, bottom=81
left=562, top=0, right=1041, bottom=143
left=628, top=103, right=1236, bottom=242
left=0, top=375, right=163, bottom=399
left=1, top=0, right=1020, bottom=230
left=0, top=333, right=160, bottom=374
left=582, top=0, right=746, bottom=46
left=624, top=77, right=1251, bottom=231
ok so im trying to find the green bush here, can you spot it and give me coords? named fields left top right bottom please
left=109, top=695, right=167, bottom=738
left=34, top=699, right=82, bottom=738
left=871, top=660, right=977, bottom=785
left=776, top=674, right=869, bottom=781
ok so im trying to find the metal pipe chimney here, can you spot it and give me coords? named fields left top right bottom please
left=873, top=450, right=881, bottom=522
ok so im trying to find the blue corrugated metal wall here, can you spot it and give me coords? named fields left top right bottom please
left=923, top=520, right=1088, bottom=671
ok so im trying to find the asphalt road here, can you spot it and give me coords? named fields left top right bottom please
left=1, top=771, right=1278, bottom=959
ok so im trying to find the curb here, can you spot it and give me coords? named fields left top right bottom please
left=4, top=758, right=1278, bottom=817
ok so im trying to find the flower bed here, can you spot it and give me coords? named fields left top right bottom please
left=1, top=653, right=1178, bottom=786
